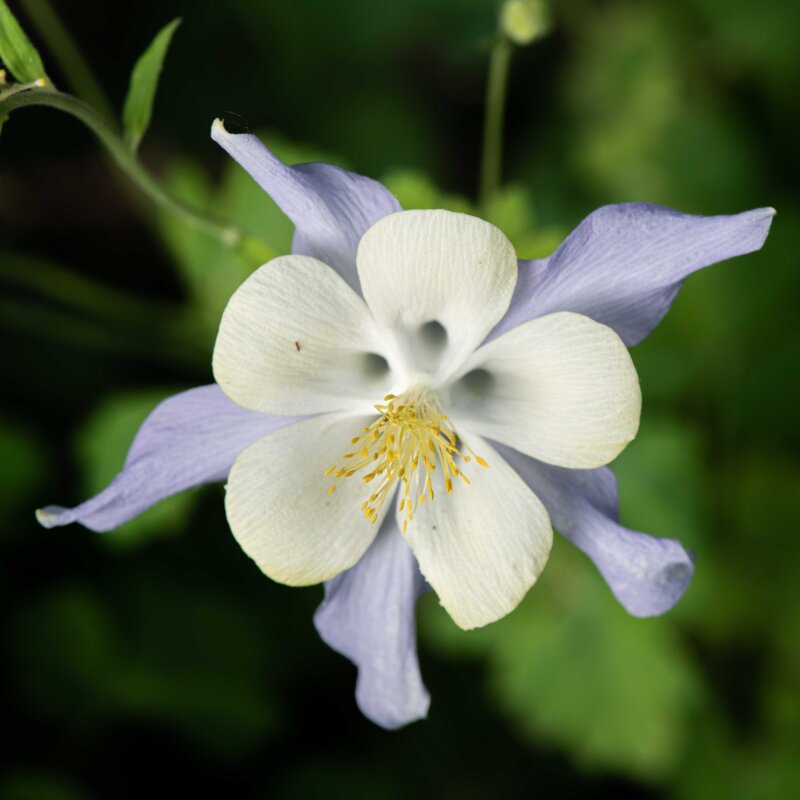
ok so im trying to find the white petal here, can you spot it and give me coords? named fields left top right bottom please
left=494, top=446, right=694, bottom=617
left=449, top=312, right=641, bottom=469
left=403, top=434, right=552, bottom=630
left=225, top=414, right=384, bottom=586
left=357, top=210, right=517, bottom=381
left=213, top=255, right=391, bottom=415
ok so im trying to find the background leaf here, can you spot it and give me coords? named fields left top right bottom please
left=157, top=131, right=333, bottom=344
left=2, top=0, right=798, bottom=795
left=0, top=0, right=48, bottom=83
left=420, top=541, right=703, bottom=781
left=75, top=389, right=196, bottom=548
left=0, top=421, right=45, bottom=527
left=122, top=17, right=180, bottom=152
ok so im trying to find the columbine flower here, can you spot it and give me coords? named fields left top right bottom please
left=37, top=119, right=775, bottom=730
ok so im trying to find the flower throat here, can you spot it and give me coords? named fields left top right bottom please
left=324, top=387, right=487, bottom=533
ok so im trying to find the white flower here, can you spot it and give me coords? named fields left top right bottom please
left=213, top=209, right=641, bottom=630
left=39, top=122, right=772, bottom=728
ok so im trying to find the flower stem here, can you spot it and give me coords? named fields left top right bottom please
left=479, top=34, right=513, bottom=213
left=0, top=87, right=249, bottom=249
left=0, top=297, right=206, bottom=367
left=18, top=0, right=115, bottom=121
left=0, top=250, right=183, bottom=327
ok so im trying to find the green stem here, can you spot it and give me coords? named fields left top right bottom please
left=0, top=88, right=246, bottom=248
left=0, top=77, right=45, bottom=103
left=0, top=298, right=205, bottom=366
left=479, top=35, right=513, bottom=213
left=0, top=250, right=181, bottom=325
left=0, top=251, right=209, bottom=364
left=19, top=0, right=115, bottom=121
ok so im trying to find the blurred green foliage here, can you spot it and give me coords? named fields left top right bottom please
left=420, top=540, right=702, bottom=781
left=75, top=389, right=195, bottom=547
left=1, top=0, right=798, bottom=797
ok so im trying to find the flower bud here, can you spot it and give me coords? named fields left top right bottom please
left=500, top=0, right=551, bottom=46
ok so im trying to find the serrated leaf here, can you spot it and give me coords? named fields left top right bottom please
left=0, top=0, right=49, bottom=83
left=122, top=17, right=181, bottom=152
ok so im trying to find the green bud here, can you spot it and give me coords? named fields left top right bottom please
left=500, top=0, right=551, bottom=46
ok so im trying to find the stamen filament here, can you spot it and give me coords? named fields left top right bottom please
left=324, top=387, right=489, bottom=532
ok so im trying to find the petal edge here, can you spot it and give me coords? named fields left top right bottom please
left=488, top=204, right=775, bottom=346
left=314, top=516, right=430, bottom=730
left=36, top=385, right=299, bottom=532
left=211, top=120, right=401, bottom=293
left=497, top=444, right=694, bottom=616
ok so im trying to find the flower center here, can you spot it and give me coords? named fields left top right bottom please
left=325, top=387, right=488, bottom=533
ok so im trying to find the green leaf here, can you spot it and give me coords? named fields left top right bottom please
left=381, top=169, right=473, bottom=215
left=122, top=17, right=181, bottom=152
left=10, top=578, right=280, bottom=758
left=0, top=0, right=49, bottom=83
left=482, top=184, right=566, bottom=258
left=157, top=131, right=333, bottom=343
left=420, top=541, right=703, bottom=780
left=381, top=171, right=565, bottom=259
left=156, top=156, right=264, bottom=348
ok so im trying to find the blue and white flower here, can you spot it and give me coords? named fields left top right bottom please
left=37, top=119, right=775, bottom=729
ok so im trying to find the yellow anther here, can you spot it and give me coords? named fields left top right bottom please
left=323, top=387, right=488, bottom=533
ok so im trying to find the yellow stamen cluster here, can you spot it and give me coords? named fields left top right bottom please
left=324, top=388, right=488, bottom=533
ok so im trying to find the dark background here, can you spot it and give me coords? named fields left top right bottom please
left=1, top=0, right=799, bottom=797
